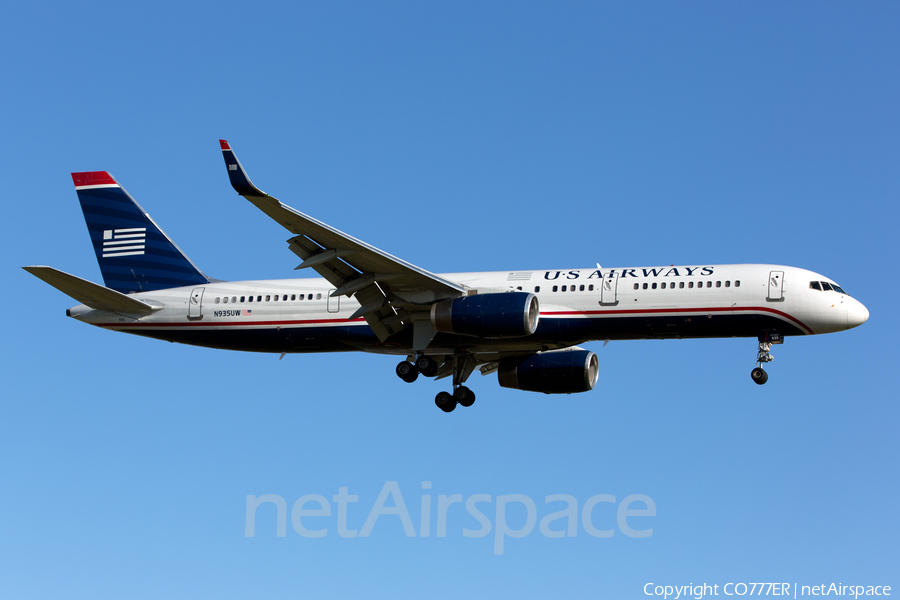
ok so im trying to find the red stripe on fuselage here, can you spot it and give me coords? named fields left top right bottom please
left=96, top=317, right=367, bottom=329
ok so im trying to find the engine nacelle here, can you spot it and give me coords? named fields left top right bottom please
left=498, top=349, right=599, bottom=394
left=430, top=292, right=539, bottom=339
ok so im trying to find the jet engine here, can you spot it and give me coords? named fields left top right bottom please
left=498, top=349, right=599, bottom=394
left=430, top=292, right=539, bottom=339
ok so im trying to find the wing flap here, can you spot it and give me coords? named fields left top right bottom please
left=23, top=266, right=160, bottom=314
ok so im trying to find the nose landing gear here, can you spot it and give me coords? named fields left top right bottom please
left=751, top=366, right=769, bottom=385
left=751, top=334, right=778, bottom=385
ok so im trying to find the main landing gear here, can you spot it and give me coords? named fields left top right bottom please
left=435, top=386, right=476, bottom=413
left=395, top=353, right=476, bottom=413
left=751, top=336, right=776, bottom=385
left=395, top=355, right=439, bottom=382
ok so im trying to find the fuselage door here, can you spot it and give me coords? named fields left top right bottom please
left=767, top=271, right=784, bottom=302
left=327, top=289, right=340, bottom=313
left=189, top=287, right=205, bottom=319
left=600, top=274, right=619, bottom=306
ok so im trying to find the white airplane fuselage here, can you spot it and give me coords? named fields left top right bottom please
left=67, top=263, right=868, bottom=356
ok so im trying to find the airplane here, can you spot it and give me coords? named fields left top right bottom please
left=24, top=140, right=869, bottom=413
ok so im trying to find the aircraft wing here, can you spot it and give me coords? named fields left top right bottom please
left=219, top=140, right=466, bottom=341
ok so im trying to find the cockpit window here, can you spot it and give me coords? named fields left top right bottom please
left=821, top=282, right=833, bottom=292
left=832, top=284, right=847, bottom=294
left=810, top=281, right=821, bottom=291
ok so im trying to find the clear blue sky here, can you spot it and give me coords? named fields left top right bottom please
left=2, top=2, right=897, bottom=598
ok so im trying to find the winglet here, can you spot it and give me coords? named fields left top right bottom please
left=220, top=139, right=267, bottom=197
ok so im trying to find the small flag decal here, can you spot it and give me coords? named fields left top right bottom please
left=242, top=310, right=252, bottom=316
left=102, top=228, right=146, bottom=258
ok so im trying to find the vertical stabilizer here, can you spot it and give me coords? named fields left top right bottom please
left=72, top=171, right=211, bottom=293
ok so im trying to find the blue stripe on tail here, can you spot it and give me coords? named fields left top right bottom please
left=73, top=172, right=212, bottom=294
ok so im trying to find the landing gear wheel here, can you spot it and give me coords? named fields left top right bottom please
left=396, top=361, right=419, bottom=383
left=751, top=367, right=768, bottom=385
left=435, top=391, right=456, bottom=413
left=454, top=386, right=475, bottom=407
left=416, top=356, right=439, bottom=377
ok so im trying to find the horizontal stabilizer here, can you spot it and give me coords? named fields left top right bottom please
left=23, top=266, right=160, bottom=314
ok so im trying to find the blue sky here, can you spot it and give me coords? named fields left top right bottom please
left=2, top=2, right=897, bottom=598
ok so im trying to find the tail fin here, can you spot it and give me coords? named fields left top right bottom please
left=72, top=171, right=212, bottom=294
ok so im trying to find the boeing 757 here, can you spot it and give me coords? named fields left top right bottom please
left=24, top=141, right=869, bottom=412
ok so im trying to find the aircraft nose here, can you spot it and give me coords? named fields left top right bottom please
left=847, top=300, right=869, bottom=329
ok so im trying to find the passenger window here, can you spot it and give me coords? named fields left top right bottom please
left=517, top=286, right=522, bottom=291
left=535, top=286, right=541, bottom=293
left=643, top=283, right=648, bottom=290
left=689, top=281, right=694, bottom=289
left=716, top=281, right=721, bottom=288
left=316, top=293, right=322, bottom=300
left=282, top=295, right=287, bottom=301
left=588, top=285, right=594, bottom=291
left=725, top=281, right=730, bottom=288
left=652, top=283, right=657, bottom=290
left=308, top=294, right=314, bottom=300
left=241, top=296, right=245, bottom=302
left=634, top=284, right=639, bottom=290
left=223, top=297, right=228, bottom=304
left=661, top=282, right=666, bottom=289
left=679, top=282, right=684, bottom=289
left=291, top=294, right=296, bottom=301
left=215, top=297, right=221, bottom=304
left=561, top=285, right=567, bottom=292
left=735, top=281, right=740, bottom=287
left=580, top=285, right=585, bottom=291
left=298, top=294, right=304, bottom=301
left=821, top=282, right=833, bottom=291
left=248, top=296, right=253, bottom=303
left=553, top=286, right=558, bottom=292
left=232, top=296, right=237, bottom=303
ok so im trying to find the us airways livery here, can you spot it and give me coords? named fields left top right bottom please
left=25, top=141, right=869, bottom=413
